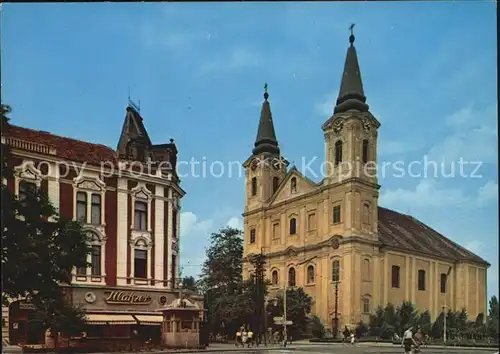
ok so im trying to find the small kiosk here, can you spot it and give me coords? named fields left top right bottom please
left=156, top=291, right=203, bottom=349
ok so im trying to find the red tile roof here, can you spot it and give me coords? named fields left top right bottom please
left=378, top=207, right=489, bottom=266
left=5, top=124, right=117, bottom=166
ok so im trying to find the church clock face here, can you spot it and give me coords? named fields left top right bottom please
left=251, top=158, right=259, bottom=171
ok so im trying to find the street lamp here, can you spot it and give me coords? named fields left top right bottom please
left=333, top=281, right=340, bottom=338
left=442, top=266, right=452, bottom=344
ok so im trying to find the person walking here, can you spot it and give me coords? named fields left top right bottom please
left=235, top=328, right=242, bottom=347
left=247, top=329, right=253, bottom=348
left=241, top=327, right=248, bottom=347
left=402, top=326, right=417, bottom=354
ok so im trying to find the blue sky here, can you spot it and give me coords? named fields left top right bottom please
left=2, top=2, right=498, bottom=300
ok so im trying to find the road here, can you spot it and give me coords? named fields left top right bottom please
left=199, top=343, right=499, bottom=354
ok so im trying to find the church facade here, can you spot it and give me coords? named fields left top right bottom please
left=241, top=33, right=489, bottom=330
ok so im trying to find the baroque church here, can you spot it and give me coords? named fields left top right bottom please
left=242, top=32, right=489, bottom=330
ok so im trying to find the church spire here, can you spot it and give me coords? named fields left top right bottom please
left=252, top=83, right=280, bottom=156
left=334, top=24, right=370, bottom=114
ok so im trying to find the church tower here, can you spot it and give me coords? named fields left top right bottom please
left=322, top=28, right=381, bottom=238
left=243, top=86, right=288, bottom=213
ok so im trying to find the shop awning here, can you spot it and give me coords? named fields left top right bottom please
left=85, top=314, right=136, bottom=325
left=133, top=314, right=164, bottom=325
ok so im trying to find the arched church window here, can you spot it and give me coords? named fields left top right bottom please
left=289, top=217, right=297, bottom=235
left=307, top=265, right=315, bottom=284
left=335, top=141, right=343, bottom=166
left=272, top=270, right=279, bottom=285
left=362, top=139, right=369, bottom=163
left=251, top=177, right=257, bottom=196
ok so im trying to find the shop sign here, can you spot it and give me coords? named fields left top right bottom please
left=104, top=291, right=152, bottom=305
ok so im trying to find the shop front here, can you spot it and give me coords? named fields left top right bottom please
left=52, top=286, right=180, bottom=351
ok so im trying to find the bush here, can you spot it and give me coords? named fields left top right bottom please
left=355, top=321, right=369, bottom=338
left=310, top=315, right=325, bottom=339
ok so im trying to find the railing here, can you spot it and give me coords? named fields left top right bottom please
left=3, top=136, right=57, bottom=155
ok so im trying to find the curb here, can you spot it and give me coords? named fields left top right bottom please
left=156, top=347, right=297, bottom=353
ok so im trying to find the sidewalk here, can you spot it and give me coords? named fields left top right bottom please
left=93, top=343, right=296, bottom=354
left=293, top=340, right=499, bottom=351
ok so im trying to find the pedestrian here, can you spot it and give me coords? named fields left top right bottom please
left=242, top=327, right=248, bottom=347
left=350, top=332, right=355, bottom=345
left=235, top=329, right=242, bottom=347
left=402, top=326, right=417, bottom=354
left=247, top=329, right=253, bottom=348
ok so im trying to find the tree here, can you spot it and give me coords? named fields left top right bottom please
left=199, top=227, right=244, bottom=336
left=431, top=312, right=444, bottom=339
left=487, top=295, right=499, bottom=341
left=181, top=276, right=198, bottom=292
left=368, top=306, right=385, bottom=337
left=397, top=301, right=418, bottom=333
left=416, top=310, right=432, bottom=336
left=2, top=108, right=91, bottom=339
left=310, top=315, right=325, bottom=339
left=266, top=287, right=312, bottom=340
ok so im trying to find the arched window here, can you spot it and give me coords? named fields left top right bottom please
left=362, top=297, right=370, bottom=313
left=362, top=139, right=369, bottom=163
left=272, top=270, right=279, bottom=285
left=251, top=177, right=257, bottom=196
left=363, top=203, right=370, bottom=224
left=249, top=229, right=256, bottom=244
left=362, top=259, right=370, bottom=281
left=290, top=177, right=297, bottom=193
left=332, top=260, right=340, bottom=282
left=307, top=265, right=315, bottom=284
left=418, top=269, right=426, bottom=291
left=288, top=268, right=296, bottom=287
left=273, top=177, right=280, bottom=194
left=289, top=217, right=297, bottom=235
left=440, top=273, right=447, bottom=293
left=134, top=239, right=148, bottom=279
left=391, top=265, right=400, bottom=288
left=335, top=140, right=343, bottom=165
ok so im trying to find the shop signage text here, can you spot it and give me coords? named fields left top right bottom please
left=104, top=291, right=152, bottom=305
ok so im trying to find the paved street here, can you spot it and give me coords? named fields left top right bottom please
left=194, top=343, right=499, bottom=354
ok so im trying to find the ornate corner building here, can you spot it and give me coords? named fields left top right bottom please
left=2, top=103, right=187, bottom=345
left=242, top=33, right=489, bottom=330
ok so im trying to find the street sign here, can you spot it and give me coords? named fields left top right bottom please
left=274, top=320, right=293, bottom=325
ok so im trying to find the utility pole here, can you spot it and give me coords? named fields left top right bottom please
left=333, top=281, right=340, bottom=338
left=283, top=284, right=287, bottom=347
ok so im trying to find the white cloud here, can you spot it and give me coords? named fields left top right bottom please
left=477, top=180, right=498, bottom=206
left=380, top=179, right=469, bottom=209
left=427, top=104, right=498, bottom=165
left=227, top=216, right=243, bottom=230
left=180, top=211, right=214, bottom=238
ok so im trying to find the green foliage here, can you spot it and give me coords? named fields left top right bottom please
left=1, top=122, right=90, bottom=337
left=310, top=315, right=325, bottom=339
left=416, top=310, right=432, bottom=335
left=397, top=301, right=418, bottom=332
left=355, top=321, right=369, bottom=338
left=181, top=276, right=198, bottom=292
left=487, top=295, right=499, bottom=340
left=266, top=287, right=312, bottom=339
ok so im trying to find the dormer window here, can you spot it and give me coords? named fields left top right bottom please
left=335, top=141, right=343, bottom=166
left=290, top=177, right=297, bottom=193
left=134, top=201, right=148, bottom=231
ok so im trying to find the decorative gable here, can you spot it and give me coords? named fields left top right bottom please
left=270, top=169, right=317, bottom=206
left=77, top=180, right=102, bottom=191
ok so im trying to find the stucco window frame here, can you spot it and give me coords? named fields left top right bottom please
left=331, top=201, right=343, bottom=225
left=306, top=264, right=316, bottom=285
left=270, top=269, right=280, bottom=287
left=417, top=269, right=426, bottom=291
left=290, top=177, right=297, bottom=194
left=130, top=183, right=153, bottom=240
left=130, top=237, right=153, bottom=285
left=361, top=294, right=371, bottom=314
left=73, top=229, right=107, bottom=284
left=288, top=213, right=298, bottom=236
left=362, top=201, right=371, bottom=225
left=249, top=226, right=257, bottom=244
left=14, top=161, right=43, bottom=196
left=72, top=176, right=106, bottom=227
